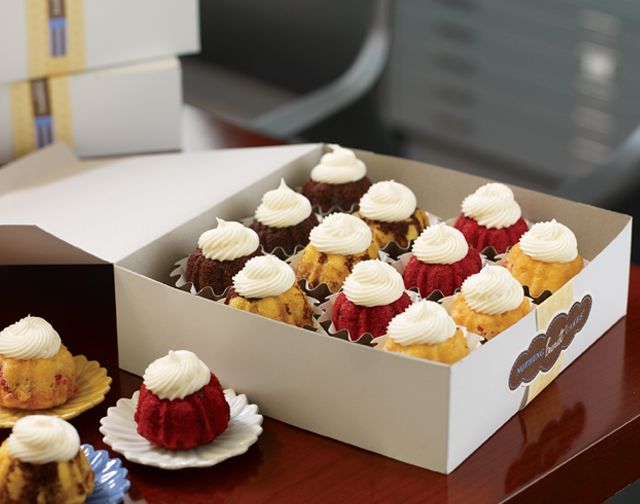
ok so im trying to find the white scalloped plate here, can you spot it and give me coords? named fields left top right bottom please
left=99, top=389, right=263, bottom=470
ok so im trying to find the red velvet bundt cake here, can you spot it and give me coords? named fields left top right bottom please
left=403, top=224, right=482, bottom=297
left=134, top=351, right=230, bottom=450
left=331, top=260, right=412, bottom=340
left=186, top=218, right=261, bottom=293
left=454, top=183, right=528, bottom=254
left=302, top=144, right=372, bottom=213
left=250, top=179, right=319, bottom=255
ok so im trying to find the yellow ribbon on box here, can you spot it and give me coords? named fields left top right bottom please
left=25, top=0, right=86, bottom=78
left=10, top=76, right=74, bottom=158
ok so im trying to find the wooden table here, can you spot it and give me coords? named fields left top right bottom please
left=1, top=114, right=639, bottom=503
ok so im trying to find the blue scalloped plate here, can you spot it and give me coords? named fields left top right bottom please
left=83, top=444, right=131, bottom=504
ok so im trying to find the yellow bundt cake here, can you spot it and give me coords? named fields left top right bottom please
left=356, top=180, right=429, bottom=249
left=450, top=266, right=531, bottom=340
left=295, top=212, right=378, bottom=292
left=383, top=301, right=469, bottom=364
left=226, top=255, right=315, bottom=327
left=0, top=317, right=77, bottom=410
left=502, top=220, right=584, bottom=298
left=0, top=416, right=94, bottom=503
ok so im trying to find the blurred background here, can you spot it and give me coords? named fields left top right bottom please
left=185, top=0, right=640, bottom=260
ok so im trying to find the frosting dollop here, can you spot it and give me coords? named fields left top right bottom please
left=387, top=300, right=456, bottom=346
left=342, top=260, right=405, bottom=307
left=461, top=183, right=522, bottom=229
left=8, top=416, right=80, bottom=464
left=309, top=213, right=372, bottom=255
left=233, top=255, right=296, bottom=298
left=143, top=350, right=211, bottom=400
left=519, top=219, right=578, bottom=263
left=461, top=265, right=524, bottom=315
left=310, top=144, right=367, bottom=184
left=359, top=180, right=417, bottom=222
left=197, top=218, right=260, bottom=261
left=412, top=223, right=469, bottom=264
left=0, top=316, right=61, bottom=360
left=255, top=178, right=312, bottom=228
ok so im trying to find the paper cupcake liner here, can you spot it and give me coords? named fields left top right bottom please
left=370, top=326, right=483, bottom=355
left=171, top=256, right=232, bottom=301
left=317, top=290, right=422, bottom=345
left=240, top=214, right=323, bottom=260
left=218, top=291, right=323, bottom=332
left=288, top=248, right=391, bottom=302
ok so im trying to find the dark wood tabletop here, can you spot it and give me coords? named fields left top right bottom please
left=1, top=114, right=639, bottom=503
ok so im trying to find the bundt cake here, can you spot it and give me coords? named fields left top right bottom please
left=225, top=255, right=314, bottom=327
left=332, top=260, right=412, bottom=340
left=454, top=182, right=528, bottom=254
left=356, top=180, right=429, bottom=249
left=134, top=350, right=230, bottom=450
left=250, top=178, right=319, bottom=255
left=502, top=220, right=584, bottom=298
left=0, top=316, right=77, bottom=410
left=302, top=144, right=372, bottom=213
left=450, top=266, right=531, bottom=340
left=402, top=223, right=482, bottom=297
left=383, top=300, right=469, bottom=364
left=186, top=218, right=261, bottom=293
left=296, top=213, right=378, bottom=292
left=0, top=416, right=94, bottom=503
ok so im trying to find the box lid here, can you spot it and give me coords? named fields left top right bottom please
left=0, top=143, right=322, bottom=263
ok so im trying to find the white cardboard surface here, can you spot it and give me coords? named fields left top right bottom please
left=0, top=143, right=322, bottom=263
left=0, top=58, right=182, bottom=163
left=0, top=0, right=199, bottom=84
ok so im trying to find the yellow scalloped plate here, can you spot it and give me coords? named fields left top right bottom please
left=0, top=355, right=112, bottom=428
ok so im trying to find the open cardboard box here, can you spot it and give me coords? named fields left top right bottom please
left=0, top=143, right=632, bottom=473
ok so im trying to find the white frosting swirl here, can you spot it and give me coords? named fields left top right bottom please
left=412, top=223, right=469, bottom=264
left=342, top=260, right=405, bottom=307
left=310, top=144, right=367, bottom=184
left=255, top=178, right=312, bottom=228
left=387, top=300, right=456, bottom=346
left=233, top=255, right=296, bottom=298
left=197, top=218, right=260, bottom=261
left=0, top=316, right=61, bottom=360
left=461, top=183, right=522, bottom=229
left=143, top=350, right=211, bottom=400
left=8, top=416, right=80, bottom=464
left=461, top=266, right=524, bottom=315
left=309, top=213, right=372, bottom=255
left=359, top=180, right=417, bottom=222
left=519, top=219, right=578, bottom=263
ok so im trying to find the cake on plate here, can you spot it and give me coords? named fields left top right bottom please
left=0, top=316, right=77, bottom=410
left=134, top=350, right=230, bottom=450
left=0, top=415, right=94, bottom=503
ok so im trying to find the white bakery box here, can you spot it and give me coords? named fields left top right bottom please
left=0, top=0, right=199, bottom=85
left=0, top=57, right=182, bottom=164
left=0, top=143, right=632, bottom=474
